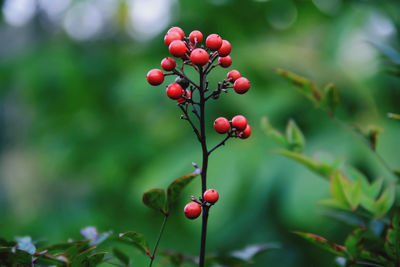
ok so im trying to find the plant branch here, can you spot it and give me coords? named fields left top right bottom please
left=208, top=134, right=231, bottom=155
left=173, top=69, right=200, bottom=90
left=149, top=215, right=168, bottom=267
left=180, top=105, right=201, bottom=141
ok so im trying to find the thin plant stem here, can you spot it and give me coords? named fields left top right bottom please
left=149, top=215, right=168, bottom=267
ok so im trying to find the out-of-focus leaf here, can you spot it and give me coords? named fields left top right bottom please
left=393, top=170, right=400, bottom=179
left=71, top=246, right=97, bottom=267
left=276, top=68, right=323, bottom=105
left=167, top=172, right=199, bottom=210
left=86, top=252, right=107, bottom=266
left=361, top=186, right=395, bottom=217
left=359, top=250, right=390, bottom=265
left=160, top=250, right=196, bottom=266
left=330, top=172, right=351, bottom=210
left=319, top=199, right=349, bottom=210
left=0, top=238, right=16, bottom=247
left=285, top=119, right=305, bottom=152
left=344, top=228, right=364, bottom=259
left=260, top=117, right=287, bottom=147
left=322, top=83, right=340, bottom=114
left=113, top=248, right=130, bottom=265
left=388, top=113, right=400, bottom=120
left=41, top=242, right=76, bottom=253
left=230, top=243, right=280, bottom=262
left=15, top=236, right=36, bottom=255
left=320, top=210, right=365, bottom=227
left=274, top=149, right=335, bottom=179
left=385, top=212, right=400, bottom=262
left=341, top=175, right=362, bottom=211
left=0, top=247, right=33, bottom=265
left=370, top=42, right=400, bottom=64
left=142, top=188, right=166, bottom=214
left=367, top=125, right=384, bottom=151
left=34, top=253, right=67, bottom=266
left=64, top=241, right=90, bottom=261
left=347, top=166, right=382, bottom=199
left=293, top=231, right=347, bottom=257
left=119, top=232, right=149, bottom=255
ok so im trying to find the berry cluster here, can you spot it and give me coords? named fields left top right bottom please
left=184, top=189, right=219, bottom=219
left=146, top=27, right=251, bottom=222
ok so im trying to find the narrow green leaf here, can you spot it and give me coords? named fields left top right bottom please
left=64, top=241, right=90, bottom=261
left=71, top=246, right=97, bottom=267
left=370, top=42, right=400, bottom=64
left=344, top=228, right=364, bottom=259
left=34, top=253, right=67, bottom=266
left=322, top=83, right=340, bottom=114
left=119, top=232, right=149, bottom=255
left=342, top=177, right=362, bottom=211
left=373, top=186, right=395, bottom=218
left=347, top=167, right=383, bottom=200
left=167, top=172, right=199, bottom=210
left=86, top=252, right=107, bottom=266
left=276, top=68, right=323, bottom=105
left=330, top=172, right=351, bottom=210
left=142, top=188, right=166, bottom=214
left=113, top=248, right=130, bottom=265
left=388, top=113, right=400, bottom=120
left=293, top=231, right=347, bottom=257
left=385, top=212, right=400, bottom=263
left=274, top=149, right=335, bottom=179
left=260, top=117, right=287, bottom=147
left=285, top=119, right=305, bottom=152
left=359, top=250, right=390, bottom=265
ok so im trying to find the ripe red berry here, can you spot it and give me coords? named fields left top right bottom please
left=169, top=40, right=188, bottom=57
left=177, top=89, right=191, bottom=103
left=166, top=83, right=184, bottom=100
left=203, top=189, right=219, bottom=204
left=213, top=117, right=230, bottom=134
left=164, top=31, right=182, bottom=46
left=233, top=77, right=250, bottom=94
left=227, top=70, right=241, bottom=82
left=168, top=26, right=185, bottom=40
left=231, top=115, right=247, bottom=131
left=146, top=69, right=164, bottom=86
left=184, top=202, right=201, bottom=219
left=189, top=30, right=203, bottom=44
left=239, top=124, right=251, bottom=139
left=190, top=48, right=209, bottom=66
left=206, top=34, right=223, bottom=51
left=161, top=57, right=176, bottom=71
left=218, top=56, right=232, bottom=68
left=218, top=40, right=231, bottom=57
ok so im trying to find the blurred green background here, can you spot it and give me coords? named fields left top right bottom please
left=1, top=0, right=400, bottom=266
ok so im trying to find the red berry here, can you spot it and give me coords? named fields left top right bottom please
left=169, top=40, right=187, bottom=57
left=168, top=26, right=185, bottom=40
left=161, top=57, right=176, bottom=71
left=218, top=56, right=232, bottom=68
left=189, top=30, right=203, bottom=44
left=177, top=89, right=191, bottom=103
left=146, top=69, right=164, bottom=86
left=227, top=70, right=241, bottom=82
left=218, top=40, right=231, bottom=57
left=184, top=202, right=201, bottom=219
left=233, top=77, right=250, bottom=94
left=213, top=117, right=230, bottom=134
left=206, top=34, right=222, bottom=51
left=239, top=124, right=251, bottom=139
left=164, top=31, right=182, bottom=46
left=166, top=83, right=184, bottom=100
left=203, top=189, right=219, bottom=204
left=232, top=115, right=247, bottom=131
left=190, top=48, right=209, bottom=66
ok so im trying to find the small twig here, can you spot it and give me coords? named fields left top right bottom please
left=173, top=69, right=200, bottom=90
left=179, top=105, right=201, bottom=141
left=208, top=134, right=231, bottom=155
left=149, top=215, right=168, bottom=267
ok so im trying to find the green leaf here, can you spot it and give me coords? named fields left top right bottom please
left=347, top=166, right=382, bottom=200
left=64, top=241, right=90, bottom=261
left=274, top=149, right=335, bottom=179
left=260, top=117, right=287, bottom=147
left=388, top=113, right=400, bottom=120
left=276, top=68, right=323, bottom=105
left=34, top=253, right=67, bottom=266
left=319, top=199, right=349, bottom=210
left=71, top=246, right=97, bottom=267
left=86, top=252, right=107, bottom=266
left=142, top=188, right=166, bottom=214
left=322, top=83, right=340, bottom=114
left=385, top=212, right=400, bottom=262
left=367, top=125, right=384, bottom=151
left=330, top=172, right=351, bottom=210
left=113, top=248, right=130, bottom=265
left=0, top=247, right=33, bottom=265
left=344, top=228, right=364, bottom=259
left=119, top=232, right=149, bottom=255
left=285, top=119, right=305, bottom=152
left=167, top=172, right=199, bottom=210
left=359, top=250, right=390, bottom=265
left=361, top=186, right=395, bottom=217
left=293, top=231, right=347, bottom=257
